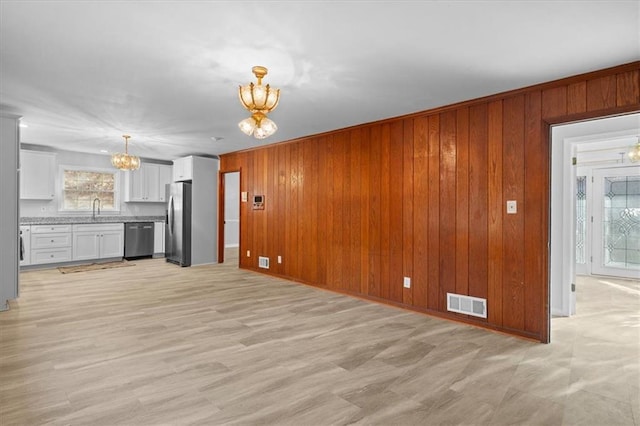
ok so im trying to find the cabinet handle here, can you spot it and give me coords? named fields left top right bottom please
left=50, top=254, right=54, bottom=258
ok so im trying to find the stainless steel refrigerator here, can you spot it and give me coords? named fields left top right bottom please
left=165, top=182, right=192, bottom=266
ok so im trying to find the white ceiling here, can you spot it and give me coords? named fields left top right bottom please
left=1, top=1, right=638, bottom=161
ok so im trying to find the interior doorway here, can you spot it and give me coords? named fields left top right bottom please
left=550, top=113, right=639, bottom=326
left=218, top=171, right=240, bottom=264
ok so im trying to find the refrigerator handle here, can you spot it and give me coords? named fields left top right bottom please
left=168, top=195, right=174, bottom=234
left=19, top=233, right=24, bottom=261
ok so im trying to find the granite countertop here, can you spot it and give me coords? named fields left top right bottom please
left=21, top=215, right=165, bottom=225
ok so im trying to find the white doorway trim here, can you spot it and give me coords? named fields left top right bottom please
left=550, top=113, right=640, bottom=318
left=223, top=171, right=240, bottom=249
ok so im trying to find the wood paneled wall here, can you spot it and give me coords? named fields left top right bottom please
left=220, top=62, right=640, bottom=342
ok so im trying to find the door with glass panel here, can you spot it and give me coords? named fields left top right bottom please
left=575, top=175, right=588, bottom=276
left=592, top=166, right=640, bottom=279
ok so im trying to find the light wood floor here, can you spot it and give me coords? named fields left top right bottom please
left=1, top=256, right=638, bottom=425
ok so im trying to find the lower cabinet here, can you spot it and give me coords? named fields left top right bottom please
left=154, top=221, right=165, bottom=255
left=72, top=223, right=124, bottom=261
left=32, top=248, right=73, bottom=264
left=25, top=222, right=127, bottom=266
left=31, top=225, right=73, bottom=264
left=19, top=225, right=31, bottom=266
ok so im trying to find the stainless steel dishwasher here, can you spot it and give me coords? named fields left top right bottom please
left=124, top=222, right=154, bottom=259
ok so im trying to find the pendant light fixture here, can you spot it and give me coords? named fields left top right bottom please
left=238, top=66, right=280, bottom=139
left=111, top=134, right=140, bottom=170
left=628, top=137, right=640, bottom=163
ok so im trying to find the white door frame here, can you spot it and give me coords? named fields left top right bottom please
left=224, top=171, right=240, bottom=249
left=550, top=114, right=639, bottom=318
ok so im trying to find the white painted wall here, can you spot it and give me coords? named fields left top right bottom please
left=190, top=156, right=219, bottom=265
left=224, top=172, right=240, bottom=248
left=0, top=113, right=20, bottom=311
left=20, top=144, right=168, bottom=218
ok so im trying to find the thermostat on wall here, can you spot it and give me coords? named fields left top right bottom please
left=253, top=195, right=265, bottom=210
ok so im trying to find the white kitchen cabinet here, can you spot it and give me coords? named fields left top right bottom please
left=125, top=168, right=147, bottom=202
left=31, top=224, right=72, bottom=264
left=32, top=247, right=73, bottom=264
left=20, top=150, right=56, bottom=200
left=125, top=163, right=172, bottom=202
left=100, top=228, right=124, bottom=258
left=154, top=221, right=165, bottom=255
left=32, top=231, right=72, bottom=249
left=72, top=223, right=124, bottom=261
left=73, top=231, right=100, bottom=260
left=158, top=165, right=171, bottom=201
left=31, top=224, right=72, bottom=234
left=172, top=156, right=193, bottom=182
left=19, top=225, right=31, bottom=266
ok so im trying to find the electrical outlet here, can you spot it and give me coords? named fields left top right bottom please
left=403, top=277, right=411, bottom=289
left=506, top=200, right=517, bottom=214
left=246, top=250, right=251, bottom=257
left=277, top=255, right=282, bottom=264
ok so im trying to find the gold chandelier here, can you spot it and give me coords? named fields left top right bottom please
left=628, top=137, right=640, bottom=163
left=238, top=66, right=280, bottom=139
left=111, top=135, right=140, bottom=170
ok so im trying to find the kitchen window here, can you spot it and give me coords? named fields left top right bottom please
left=59, top=166, right=120, bottom=212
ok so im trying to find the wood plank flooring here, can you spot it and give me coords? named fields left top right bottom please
left=1, top=257, right=638, bottom=425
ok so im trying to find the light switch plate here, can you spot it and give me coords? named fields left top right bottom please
left=241, top=191, right=248, bottom=202
left=403, top=277, right=411, bottom=289
left=506, top=200, right=517, bottom=214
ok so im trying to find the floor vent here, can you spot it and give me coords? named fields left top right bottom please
left=447, top=293, right=487, bottom=318
left=258, top=256, right=270, bottom=269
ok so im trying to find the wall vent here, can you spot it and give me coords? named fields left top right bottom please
left=447, top=293, right=487, bottom=318
left=258, top=256, right=270, bottom=269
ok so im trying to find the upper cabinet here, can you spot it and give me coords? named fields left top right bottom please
left=124, top=163, right=172, bottom=202
left=158, top=165, right=171, bottom=200
left=173, top=156, right=193, bottom=182
left=20, top=150, right=56, bottom=200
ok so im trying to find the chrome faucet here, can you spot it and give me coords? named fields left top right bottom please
left=92, top=198, right=101, bottom=220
